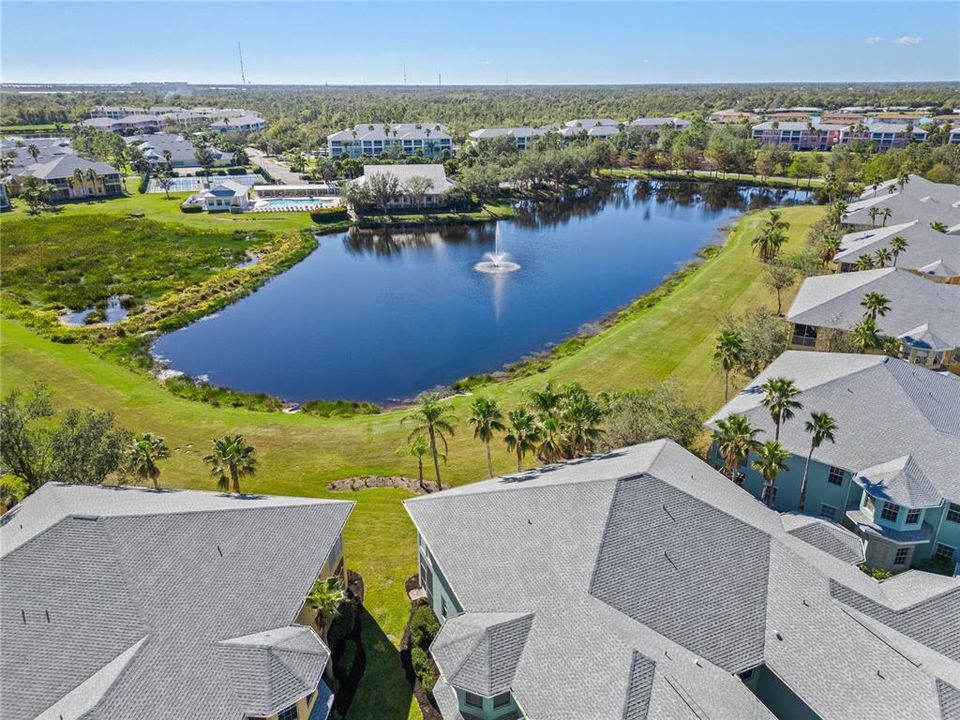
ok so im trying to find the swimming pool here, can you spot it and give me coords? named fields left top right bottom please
left=254, top=197, right=339, bottom=211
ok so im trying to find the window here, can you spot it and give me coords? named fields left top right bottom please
left=894, top=547, right=909, bottom=565
left=934, top=544, right=955, bottom=562
left=765, top=486, right=778, bottom=504
left=880, top=502, right=900, bottom=522
left=277, top=704, right=299, bottom=720
left=441, top=598, right=448, bottom=620
left=905, top=508, right=921, bottom=525
left=819, top=504, right=837, bottom=521
left=947, top=503, right=960, bottom=523
left=464, top=691, right=484, bottom=709
left=827, top=466, right=844, bottom=486
left=493, top=692, right=511, bottom=709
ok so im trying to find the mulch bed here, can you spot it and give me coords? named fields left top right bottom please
left=327, top=475, right=439, bottom=495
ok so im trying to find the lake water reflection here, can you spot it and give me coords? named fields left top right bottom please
left=152, top=181, right=809, bottom=403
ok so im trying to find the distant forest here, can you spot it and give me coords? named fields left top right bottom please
left=3, top=83, right=959, bottom=140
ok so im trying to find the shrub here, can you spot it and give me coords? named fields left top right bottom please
left=327, top=603, right=355, bottom=649
left=336, top=639, right=358, bottom=678
left=310, top=207, right=349, bottom=224
left=300, top=398, right=380, bottom=418
left=180, top=204, right=203, bottom=214
left=227, top=167, right=247, bottom=175
left=411, top=646, right=438, bottom=693
left=409, top=604, right=440, bottom=649
left=451, top=374, right=496, bottom=393
left=858, top=563, right=893, bottom=580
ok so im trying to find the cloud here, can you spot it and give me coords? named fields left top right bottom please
left=895, top=36, right=922, bottom=46
left=865, top=36, right=883, bottom=44
left=480, top=60, right=492, bottom=66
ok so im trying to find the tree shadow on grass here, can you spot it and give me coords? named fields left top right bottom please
left=345, top=609, right=417, bottom=720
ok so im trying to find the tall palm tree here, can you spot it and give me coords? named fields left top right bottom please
left=860, top=292, right=890, bottom=320
left=896, top=171, right=910, bottom=191
left=504, top=408, right=542, bottom=472
left=880, top=207, right=893, bottom=227
left=72, top=167, right=85, bottom=195
left=714, top=330, right=746, bottom=402
left=536, top=414, right=565, bottom=464
left=855, top=254, right=875, bottom=271
left=406, top=434, right=431, bottom=492
left=203, top=434, right=258, bottom=494
left=760, top=376, right=803, bottom=441
left=797, top=412, right=838, bottom=513
left=867, top=207, right=880, bottom=227
left=27, top=144, right=40, bottom=164
left=851, top=318, right=883, bottom=353
left=889, top=236, right=908, bottom=266
left=468, top=396, right=506, bottom=478
left=752, top=441, right=791, bottom=507
left=819, top=235, right=842, bottom=265
left=126, top=433, right=169, bottom=489
left=560, top=385, right=605, bottom=457
left=751, top=210, right=790, bottom=263
left=874, top=247, right=893, bottom=268
left=403, top=395, right=456, bottom=491
left=529, top=382, right=562, bottom=420
left=306, top=576, right=346, bottom=644
left=712, top=414, right=760, bottom=484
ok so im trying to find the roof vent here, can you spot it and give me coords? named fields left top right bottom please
left=774, top=631, right=784, bottom=642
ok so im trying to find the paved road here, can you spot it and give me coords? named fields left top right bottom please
left=246, top=147, right=304, bottom=185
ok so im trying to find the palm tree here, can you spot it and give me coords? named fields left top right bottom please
left=819, top=235, right=842, bottom=265
left=203, top=434, right=258, bottom=494
left=468, top=396, right=506, bottom=478
left=126, top=433, right=170, bottom=489
left=403, top=395, right=456, bottom=491
left=880, top=207, right=893, bottom=226
left=84, top=168, right=99, bottom=193
left=306, top=576, right=346, bottom=643
left=406, top=434, right=431, bottom=492
left=797, top=412, right=838, bottom=513
left=529, top=382, right=562, bottom=420
left=860, top=292, right=890, bottom=320
left=504, top=409, right=542, bottom=473
left=536, top=415, right=565, bottom=464
left=751, top=210, right=790, bottom=263
left=760, top=376, right=802, bottom=441
left=890, top=236, right=908, bottom=266
left=874, top=247, right=893, bottom=268
left=855, top=254, right=875, bottom=271
left=560, top=385, right=605, bottom=457
left=712, top=414, right=760, bottom=484
left=72, top=167, right=85, bottom=196
left=896, top=171, right=910, bottom=191
left=714, top=330, right=746, bottom=402
left=851, top=318, right=883, bottom=353
left=867, top=207, right=880, bottom=227
left=27, top=144, right=40, bottom=164
left=752, top=441, right=791, bottom=507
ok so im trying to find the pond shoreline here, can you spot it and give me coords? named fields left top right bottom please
left=148, top=181, right=811, bottom=410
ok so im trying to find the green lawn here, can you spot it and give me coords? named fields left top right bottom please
left=1, top=177, right=515, bottom=234
left=0, top=203, right=822, bottom=720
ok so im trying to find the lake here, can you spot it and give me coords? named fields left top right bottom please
left=152, top=181, right=810, bottom=404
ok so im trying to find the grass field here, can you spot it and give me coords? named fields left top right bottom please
left=2, top=176, right=516, bottom=234
left=0, top=203, right=823, bottom=720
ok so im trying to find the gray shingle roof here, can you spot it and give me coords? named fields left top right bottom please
left=22, top=154, right=119, bottom=181
left=708, top=352, right=960, bottom=507
left=355, top=164, right=454, bottom=195
left=406, top=440, right=960, bottom=720
left=785, top=269, right=960, bottom=351
left=854, top=455, right=943, bottom=508
left=782, top=516, right=865, bottom=565
left=0, top=484, right=352, bottom=720
left=216, top=625, right=329, bottom=717
left=843, top=177, right=960, bottom=228
left=589, top=473, right=771, bottom=674
left=939, top=679, right=960, bottom=720
left=833, top=221, right=960, bottom=278
left=430, top=612, right=533, bottom=697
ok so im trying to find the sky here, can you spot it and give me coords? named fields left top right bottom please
left=2, top=1, right=958, bottom=86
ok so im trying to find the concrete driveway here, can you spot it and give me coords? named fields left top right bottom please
left=246, top=147, right=304, bottom=185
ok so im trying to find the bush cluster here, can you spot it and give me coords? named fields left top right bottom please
left=180, top=204, right=203, bottom=214
left=409, top=604, right=441, bottom=693
left=310, top=207, right=349, bottom=224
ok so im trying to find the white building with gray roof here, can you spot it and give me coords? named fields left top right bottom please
left=785, top=268, right=960, bottom=368
left=708, top=351, right=960, bottom=575
left=834, top=220, right=960, bottom=278
left=467, top=127, right=548, bottom=151
left=0, top=483, right=352, bottom=720
left=406, top=439, right=960, bottom=720
left=327, top=123, right=454, bottom=159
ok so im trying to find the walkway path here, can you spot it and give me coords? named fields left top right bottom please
left=246, top=147, right=304, bottom=185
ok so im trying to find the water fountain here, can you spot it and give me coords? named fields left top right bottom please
left=474, top=222, right=521, bottom=273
